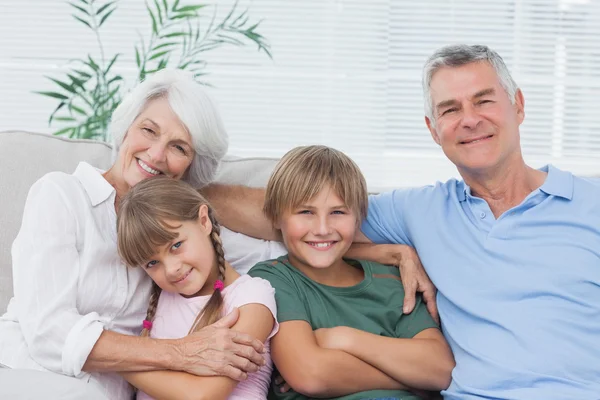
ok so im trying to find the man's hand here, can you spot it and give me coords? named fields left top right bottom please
left=175, top=308, right=267, bottom=381
left=346, top=243, right=439, bottom=323
left=394, top=246, right=439, bottom=324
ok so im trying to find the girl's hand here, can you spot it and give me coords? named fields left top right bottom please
left=176, top=308, right=267, bottom=381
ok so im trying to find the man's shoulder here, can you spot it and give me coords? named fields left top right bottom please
left=574, top=175, right=600, bottom=194
left=376, top=178, right=463, bottom=201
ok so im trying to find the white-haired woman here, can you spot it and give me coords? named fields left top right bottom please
left=0, top=69, right=284, bottom=400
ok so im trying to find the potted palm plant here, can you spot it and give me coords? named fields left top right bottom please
left=37, top=0, right=271, bottom=142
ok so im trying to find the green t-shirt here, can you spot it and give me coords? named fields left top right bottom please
left=248, top=256, right=439, bottom=400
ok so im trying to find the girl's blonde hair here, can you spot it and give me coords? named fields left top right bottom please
left=264, top=145, right=368, bottom=225
left=117, top=177, right=226, bottom=336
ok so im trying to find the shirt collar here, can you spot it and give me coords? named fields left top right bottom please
left=456, top=164, right=574, bottom=202
left=538, top=164, right=573, bottom=200
left=73, top=161, right=116, bottom=207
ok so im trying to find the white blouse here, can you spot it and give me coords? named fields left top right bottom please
left=0, top=162, right=286, bottom=400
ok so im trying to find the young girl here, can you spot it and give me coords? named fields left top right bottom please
left=117, top=176, right=278, bottom=400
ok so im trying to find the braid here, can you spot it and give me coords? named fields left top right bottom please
left=188, top=208, right=227, bottom=334
left=141, top=282, right=162, bottom=337
left=208, top=208, right=227, bottom=281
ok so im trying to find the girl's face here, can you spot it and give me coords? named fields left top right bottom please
left=116, top=97, right=195, bottom=189
left=142, top=205, right=219, bottom=297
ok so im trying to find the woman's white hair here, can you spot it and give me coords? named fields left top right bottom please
left=422, top=44, right=519, bottom=125
left=110, top=69, right=229, bottom=188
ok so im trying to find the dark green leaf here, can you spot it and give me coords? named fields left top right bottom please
left=215, top=33, right=244, bottom=46
left=247, top=22, right=260, bottom=32
left=69, top=104, right=87, bottom=116
left=162, top=31, right=186, bottom=38
left=135, top=46, right=141, bottom=67
left=53, top=127, right=75, bottom=137
left=157, top=58, right=168, bottom=70
left=48, top=102, right=66, bottom=125
left=104, top=53, right=120, bottom=73
left=147, top=4, right=158, bottom=34
left=153, top=0, right=163, bottom=25
left=66, top=73, right=86, bottom=89
left=69, top=2, right=90, bottom=16
left=179, top=60, right=193, bottom=69
left=86, top=55, right=100, bottom=71
left=96, top=1, right=115, bottom=15
left=175, top=5, right=207, bottom=13
left=107, top=75, right=123, bottom=85
left=74, top=69, right=93, bottom=79
left=221, top=1, right=238, bottom=24
left=77, top=0, right=89, bottom=5
left=72, top=14, right=92, bottom=28
left=99, top=7, right=115, bottom=27
left=148, top=50, right=169, bottom=61
left=232, top=10, right=247, bottom=25
left=54, top=116, right=77, bottom=122
left=162, top=0, right=168, bottom=15
left=97, top=87, right=120, bottom=108
left=152, top=42, right=177, bottom=51
left=194, top=24, right=200, bottom=42
left=171, top=13, right=196, bottom=20
left=171, top=0, right=180, bottom=12
left=36, top=91, right=70, bottom=100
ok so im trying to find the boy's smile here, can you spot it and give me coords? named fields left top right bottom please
left=277, top=185, right=358, bottom=283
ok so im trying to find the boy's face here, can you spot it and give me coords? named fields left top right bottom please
left=277, top=184, right=357, bottom=272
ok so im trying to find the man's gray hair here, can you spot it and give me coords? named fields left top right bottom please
left=110, top=69, right=229, bottom=188
left=422, top=44, right=519, bottom=123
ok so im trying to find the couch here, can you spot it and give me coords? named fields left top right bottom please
left=0, top=130, right=279, bottom=313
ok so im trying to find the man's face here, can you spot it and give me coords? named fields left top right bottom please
left=425, top=61, right=525, bottom=175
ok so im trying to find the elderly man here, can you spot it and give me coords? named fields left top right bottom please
left=204, top=44, right=600, bottom=399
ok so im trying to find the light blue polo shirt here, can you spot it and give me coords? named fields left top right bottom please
left=362, top=165, right=600, bottom=400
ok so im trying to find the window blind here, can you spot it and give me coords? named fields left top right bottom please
left=1, top=0, right=599, bottom=191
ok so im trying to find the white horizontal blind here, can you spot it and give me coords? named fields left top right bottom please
left=1, top=0, right=599, bottom=190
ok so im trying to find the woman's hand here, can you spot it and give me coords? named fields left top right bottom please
left=346, top=243, right=439, bottom=323
left=175, top=308, right=267, bottom=381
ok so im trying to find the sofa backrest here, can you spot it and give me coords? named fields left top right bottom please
left=0, top=130, right=278, bottom=313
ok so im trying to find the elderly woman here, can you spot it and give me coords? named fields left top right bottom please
left=0, top=69, right=285, bottom=400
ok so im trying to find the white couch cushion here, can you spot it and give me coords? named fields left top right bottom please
left=0, top=130, right=278, bottom=313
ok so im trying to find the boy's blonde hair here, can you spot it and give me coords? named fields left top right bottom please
left=264, top=145, right=368, bottom=224
left=117, top=177, right=226, bottom=337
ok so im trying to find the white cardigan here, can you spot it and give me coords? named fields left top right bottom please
left=0, top=162, right=285, bottom=400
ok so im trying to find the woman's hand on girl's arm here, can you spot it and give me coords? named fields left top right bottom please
left=121, top=304, right=275, bottom=400
left=317, top=326, right=455, bottom=391
left=271, top=321, right=407, bottom=398
left=345, top=243, right=439, bottom=323
left=84, top=308, right=266, bottom=380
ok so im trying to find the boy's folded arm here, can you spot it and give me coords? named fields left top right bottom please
left=271, top=320, right=408, bottom=398
left=336, top=327, right=455, bottom=391
left=122, top=303, right=275, bottom=400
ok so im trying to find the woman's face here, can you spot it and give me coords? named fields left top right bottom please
left=118, top=97, right=195, bottom=189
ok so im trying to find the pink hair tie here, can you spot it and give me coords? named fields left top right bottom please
left=142, top=320, right=153, bottom=330
left=213, top=280, right=224, bottom=291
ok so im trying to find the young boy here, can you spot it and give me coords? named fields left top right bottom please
left=248, top=145, right=455, bottom=400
